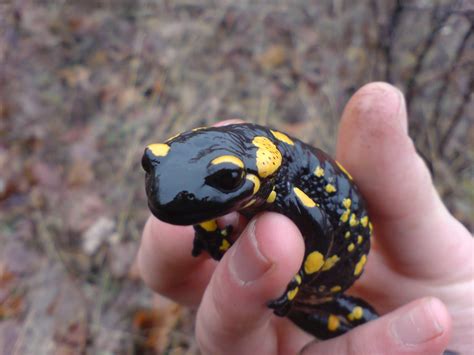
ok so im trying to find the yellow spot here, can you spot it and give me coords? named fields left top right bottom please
left=328, top=314, right=340, bottom=331
left=347, top=306, right=364, bottom=321
left=336, top=161, right=353, bottom=180
left=295, top=275, right=302, bottom=285
left=294, top=187, right=318, bottom=208
left=221, top=229, right=228, bottom=237
left=369, top=222, right=373, bottom=233
left=287, top=287, right=299, bottom=300
left=342, top=198, right=351, bottom=209
left=349, top=213, right=359, bottom=227
left=271, top=130, right=294, bottom=145
left=330, top=285, right=342, bottom=293
left=211, top=155, right=244, bottom=169
left=357, top=235, right=363, bottom=244
left=219, top=239, right=230, bottom=252
left=360, top=216, right=369, bottom=228
left=253, top=136, right=282, bottom=178
left=314, top=166, right=325, bottom=177
left=325, top=184, right=337, bottom=193
left=192, top=126, right=206, bottom=132
left=246, top=174, right=261, bottom=194
left=266, top=190, right=277, bottom=203
left=242, top=199, right=256, bottom=209
left=340, top=209, right=350, bottom=223
left=354, top=254, right=367, bottom=276
left=304, top=251, right=325, bottom=274
left=322, top=255, right=340, bottom=271
left=165, top=132, right=180, bottom=142
left=200, top=220, right=217, bottom=232
left=344, top=231, right=351, bottom=239
left=147, top=143, right=170, bottom=157
left=347, top=243, right=355, bottom=252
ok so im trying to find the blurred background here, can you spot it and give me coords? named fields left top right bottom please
left=0, top=0, right=472, bottom=353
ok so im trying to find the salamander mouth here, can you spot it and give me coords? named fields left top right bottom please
left=147, top=200, right=226, bottom=226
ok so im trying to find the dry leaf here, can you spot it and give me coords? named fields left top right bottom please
left=67, top=159, right=94, bottom=187
left=257, top=45, right=288, bottom=71
left=82, top=217, right=115, bottom=255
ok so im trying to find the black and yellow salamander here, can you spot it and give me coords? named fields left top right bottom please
left=141, top=123, right=378, bottom=340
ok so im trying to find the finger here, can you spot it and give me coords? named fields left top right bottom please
left=301, top=297, right=452, bottom=355
left=213, top=119, right=245, bottom=126
left=195, top=213, right=307, bottom=355
left=138, top=216, right=217, bottom=306
left=336, top=82, right=472, bottom=280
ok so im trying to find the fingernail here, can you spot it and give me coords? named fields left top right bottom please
left=229, top=217, right=272, bottom=283
left=391, top=298, right=444, bottom=346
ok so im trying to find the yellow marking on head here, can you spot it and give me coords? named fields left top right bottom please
left=314, top=166, right=325, bottom=177
left=252, top=136, right=282, bottom=178
left=304, top=251, right=325, bottom=274
left=344, top=231, right=351, bottom=239
left=354, top=254, right=367, bottom=276
left=360, top=216, right=369, bottom=228
left=294, top=187, right=318, bottom=208
left=266, top=190, right=277, bottom=203
left=246, top=174, right=261, bottom=195
left=242, top=199, right=256, bottom=209
left=369, top=221, right=373, bottom=233
left=347, top=243, right=355, bottom=252
left=336, top=161, right=353, bottom=180
left=328, top=314, right=340, bottom=331
left=211, top=155, right=244, bottom=169
left=147, top=143, right=170, bottom=157
left=271, top=130, right=294, bottom=145
left=325, top=184, right=337, bottom=193
left=357, top=235, right=363, bottom=244
left=330, top=285, right=342, bottom=293
left=349, top=213, right=359, bottom=227
left=219, top=239, right=231, bottom=252
left=322, top=255, right=340, bottom=271
left=287, top=287, right=299, bottom=301
left=340, top=209, right=350, bottom=223
left=200, top=220, right=218, bottom=232
left=165, top=132, right=180, bottom=142
left=295, top=275, right=302, bottom=285
left=342, top=198, right=351, bottom=209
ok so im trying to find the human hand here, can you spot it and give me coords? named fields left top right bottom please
left=138, top=83, right=473, bottom=354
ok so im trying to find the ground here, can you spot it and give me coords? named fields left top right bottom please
left=0, top=1, right=472, bottom=354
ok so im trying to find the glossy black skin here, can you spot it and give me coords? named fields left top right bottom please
left=142, top=123, right=378, bottom=340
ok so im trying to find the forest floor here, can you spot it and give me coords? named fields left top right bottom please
left=0, top=1, right=472, bottom=354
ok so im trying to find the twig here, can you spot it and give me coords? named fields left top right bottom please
left=432, top=20, right=473, bottom=137
left=438, top=69, right=473, bottom=157
left=382, top=0, right=404, bottom=83
left=405, top=1, right=456, bottom=111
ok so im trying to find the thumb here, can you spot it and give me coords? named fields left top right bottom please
left=301, top=297, right=452, bottom=355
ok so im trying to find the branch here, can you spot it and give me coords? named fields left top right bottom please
left=438, top=69, right=474, bottom=157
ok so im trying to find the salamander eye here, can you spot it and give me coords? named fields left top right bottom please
left=206, top=168, right=245, bottom=192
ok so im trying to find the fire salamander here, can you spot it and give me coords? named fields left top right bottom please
left=141, top=123, right=378, bottom=340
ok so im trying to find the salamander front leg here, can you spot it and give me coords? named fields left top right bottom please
left=192, top=219, right=233, bottom=260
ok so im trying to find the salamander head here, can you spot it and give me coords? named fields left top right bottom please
left=141, top=126, right=260, bottom=225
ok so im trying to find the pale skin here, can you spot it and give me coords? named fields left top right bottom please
left=138, top=82, right=474, bottom=355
